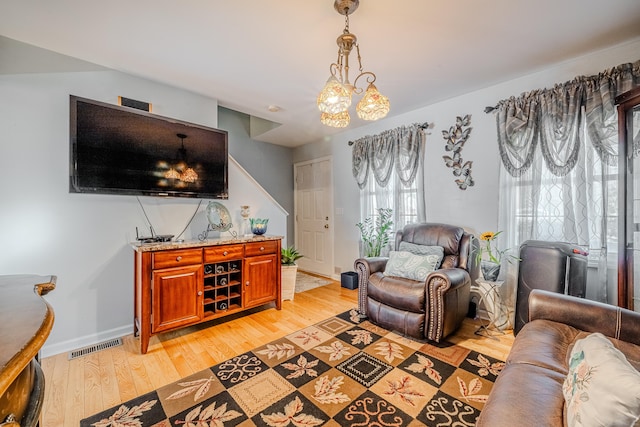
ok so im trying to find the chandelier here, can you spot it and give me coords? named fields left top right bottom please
left=165, top=133, right=198, bottom=183
left=317, top=0, right=390, bottom=128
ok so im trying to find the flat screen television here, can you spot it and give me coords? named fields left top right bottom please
left=69, top=95, right=228, bottom=199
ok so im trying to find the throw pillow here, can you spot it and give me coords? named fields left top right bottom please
left=383, top=250, right=441, bottom=281
left=562, top=332, right=640, bottom=427
left=398, top=242, right=444, bottom=268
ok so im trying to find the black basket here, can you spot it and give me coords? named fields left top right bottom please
left=341, top=271, right=358, bottom=290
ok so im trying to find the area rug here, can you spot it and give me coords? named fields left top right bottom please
left=81, top=309, right=504, bottom=426
left=295, top=271, right=332, bottom=293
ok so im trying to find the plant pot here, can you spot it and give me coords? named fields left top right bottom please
left=481, top=261, right=501, bottom=281
left=281, top=264, right=298, bottom=301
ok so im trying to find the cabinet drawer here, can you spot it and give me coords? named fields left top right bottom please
left=245, top=240, right=279, bottom=257
left=204, top=245, right=244, bottom=262
left=153, top=249, right=202, bottom=270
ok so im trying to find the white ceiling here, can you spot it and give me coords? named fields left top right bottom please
left=1, top=0, right=640, bottom=147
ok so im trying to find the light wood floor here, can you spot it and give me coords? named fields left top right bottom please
left=40, top=281, right=514, bottom=427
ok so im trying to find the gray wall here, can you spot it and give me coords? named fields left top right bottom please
left=218, top=107, right=294, bottom=242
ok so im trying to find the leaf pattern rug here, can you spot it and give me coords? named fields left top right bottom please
left=81, top=309, right=504, bottom=427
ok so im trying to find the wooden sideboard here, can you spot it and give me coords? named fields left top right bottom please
left=132, top=236, right=282, bottom=354
left=0, top=275, right=55, bottom=427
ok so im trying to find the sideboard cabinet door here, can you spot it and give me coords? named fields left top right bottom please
left=244, top=254, right=278, bottom=308
left=152, top=264, right=203, bottom=333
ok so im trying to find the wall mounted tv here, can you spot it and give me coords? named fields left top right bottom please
left=70, top=95, right=228, bottom=199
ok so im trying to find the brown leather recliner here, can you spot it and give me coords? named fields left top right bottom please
left=354, top=223, right=477, bottom=342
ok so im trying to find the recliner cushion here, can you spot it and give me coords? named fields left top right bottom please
left=366, top=298, right=425, bottom=338
left=368, top=272, right=425, bottom=313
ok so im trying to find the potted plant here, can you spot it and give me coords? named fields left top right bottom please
left=281, top=245, right=303, bottom=301
left=356, top=208, right=393, bottom=257
left=476, top=230, right=518, bottom=281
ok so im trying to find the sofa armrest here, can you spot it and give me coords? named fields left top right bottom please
left=425, top=268, right=471, bottom=341
left=354, top=257, right=389, bottom=317
left=529, top=289, right=640, bottom=345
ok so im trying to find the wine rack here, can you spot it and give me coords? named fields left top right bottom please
left=203, top=260, right=242, bottom=318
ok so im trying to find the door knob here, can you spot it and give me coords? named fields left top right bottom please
left=324, top=224, right=329, bottom=229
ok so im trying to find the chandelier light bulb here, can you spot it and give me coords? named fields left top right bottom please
left=320, top=110, right=351, bottom=128
left=356, top=82, right=390, bottom=121
left=317, top=75, right=352, bottom=114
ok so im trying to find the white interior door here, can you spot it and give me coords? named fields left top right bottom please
left=294, top=157, right=334, bottom=277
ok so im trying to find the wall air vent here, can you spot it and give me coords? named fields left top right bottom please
left=68, top=337, right=123, bottom=360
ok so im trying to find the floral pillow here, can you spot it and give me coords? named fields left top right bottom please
left=383, top=250, right=441, bottom=281
left=562, top=332, right=640, bottom=427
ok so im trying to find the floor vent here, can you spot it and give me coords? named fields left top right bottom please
left=68, top=337, right=123, bottom=360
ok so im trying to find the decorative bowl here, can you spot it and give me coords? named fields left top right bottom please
left=250, top=218, right=269, bottom=235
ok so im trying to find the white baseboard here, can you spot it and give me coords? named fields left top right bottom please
left=41, top=324, right=133, bottom=359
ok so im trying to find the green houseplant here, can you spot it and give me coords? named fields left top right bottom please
left=281, top=245, right=303, bottom=301
left=356, top=208, right=393, bottom=257
left=281, top=246, right=303, bottom=266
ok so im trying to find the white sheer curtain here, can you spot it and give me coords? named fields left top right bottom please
left=498, top=122, right=617, bottom=326
left=492, top=60, right=639, bottom=325
left=352, top=124, right=427, bottom=254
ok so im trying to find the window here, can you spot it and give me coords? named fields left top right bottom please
left=509, top=144, right=618, bottom=256
left=360, top=171, right=422, bottom=236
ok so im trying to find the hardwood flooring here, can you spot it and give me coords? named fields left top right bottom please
left=40, top=281, right=514, bottom=427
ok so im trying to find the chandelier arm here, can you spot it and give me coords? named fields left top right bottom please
left=352, top=71, right=377, bottom=94
left=356, top=44, right=364, bottom=74
left=329, top=62, right=341, bottom=79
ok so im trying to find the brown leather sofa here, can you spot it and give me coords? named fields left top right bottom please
left=478, top=289, right=640, bottom=426
left=354, top=223, right=477, bottom=342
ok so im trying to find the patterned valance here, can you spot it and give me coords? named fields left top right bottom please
left=351, top=123, right=427, bottom=189
left=487, top=60, right=640, bottom=177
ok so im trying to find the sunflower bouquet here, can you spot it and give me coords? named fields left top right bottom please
left=476, top=231, right=517, bottom=265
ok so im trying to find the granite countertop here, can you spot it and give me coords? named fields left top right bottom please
left=131, top=235, right=283, bottom=252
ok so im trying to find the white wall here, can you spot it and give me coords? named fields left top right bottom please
left=0, top=70, right=287, bottom=357
left=293, top=38, right=640, bottom=276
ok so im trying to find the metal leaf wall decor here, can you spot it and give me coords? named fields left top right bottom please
left=442, top=114, right=474, bottom=190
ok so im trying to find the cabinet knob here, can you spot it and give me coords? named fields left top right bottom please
left=197, top=291, right=203, bottom=296
left=260, top=246, right=265, bottom=251
left=245, top=281, right=250, bottom=286
left=223, top=251, right=228, bottom=256
left=176, top=256, right=182, bottom=261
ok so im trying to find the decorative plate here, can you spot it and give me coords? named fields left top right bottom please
left=206, top=201, right=232, bottom=232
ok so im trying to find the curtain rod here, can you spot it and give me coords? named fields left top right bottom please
left=484, top=59, right=640, bottom=113
left=347, top=122, right=430, bottom=146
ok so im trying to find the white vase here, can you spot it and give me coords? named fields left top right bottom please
left=281, top=264, right=298, bottom=301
